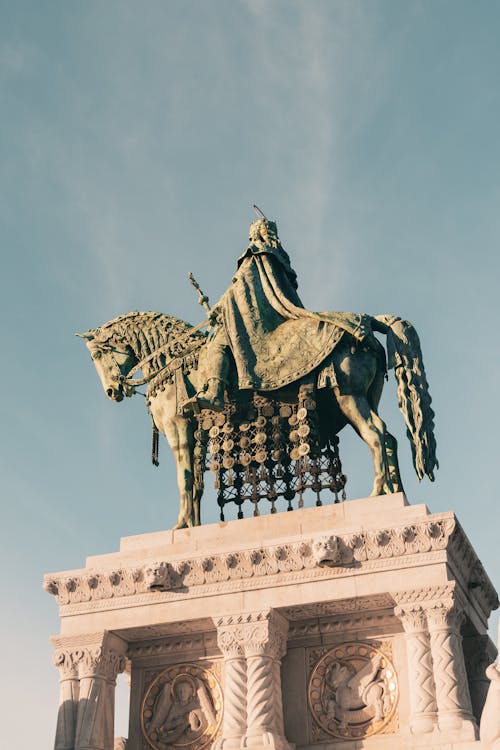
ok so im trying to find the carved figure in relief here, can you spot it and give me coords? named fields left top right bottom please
left=142, top=666, right=222, bottom=750
left=148, top=675, right=215, bottom=744
left=312, top=535, right=343, bottom=566
left=325, top=654, right=390, bottom=728
left=308, top=642, right=398, bottom=739
left=77, top=213, right=437, bottom=527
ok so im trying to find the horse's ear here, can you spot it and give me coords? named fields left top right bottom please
left=75, top=331, right=95, bottom=341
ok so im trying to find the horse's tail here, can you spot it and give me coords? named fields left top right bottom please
left=373, top=315, right=438, bottom=481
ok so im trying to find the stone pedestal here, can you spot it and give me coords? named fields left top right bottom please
left=45, top=493, right=498, bottom=750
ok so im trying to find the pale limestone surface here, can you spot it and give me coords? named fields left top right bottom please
left=45, top=493, right=498, bottom=750
left=480, top=621, right=500, bottom=749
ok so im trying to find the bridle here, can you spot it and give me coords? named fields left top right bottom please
left=121, top=317, right=210, bottom=389
left=90, top=316, right=210, bottom=394
left=90, top=342, right=133, bottom=394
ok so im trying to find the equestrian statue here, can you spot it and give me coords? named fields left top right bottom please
left=77, top=210, right=437, bottom=528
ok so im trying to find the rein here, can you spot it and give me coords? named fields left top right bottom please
left=123, top=317, right=209, bottom=388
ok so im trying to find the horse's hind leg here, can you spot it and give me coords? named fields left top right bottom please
left=385, top=432, right=404, bottom=493
left=368, top=372, right=404, bottom=493
left=335, top=392, right=393, bottom=496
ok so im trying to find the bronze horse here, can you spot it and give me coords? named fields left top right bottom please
left=77, top=311, right=437, bottom=528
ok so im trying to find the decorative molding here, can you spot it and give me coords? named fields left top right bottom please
left=48, top=554, right=446, bottom=618
left=288, top=611, right=397, bottom=641
left=44, top=516, right=458, bottom=608
left=128, top=633, right=218, bottom=660
left=393, top=583, right=458, bottom=609
left=284, top=593, right=395, bottom=621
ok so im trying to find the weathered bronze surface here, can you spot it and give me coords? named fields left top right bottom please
left=77, top=215, right=437, bottom=527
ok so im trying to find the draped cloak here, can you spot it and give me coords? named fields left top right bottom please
left=214, top=240, right=371, bottom=391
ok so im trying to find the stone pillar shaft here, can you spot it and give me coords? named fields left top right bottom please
left=427, top=603, right=477, bottom=737
left=54, top=652, right=80, bottom=750
left=246, top=654, right=276, bottom=736
left=214, top=610, right=291, bottom=750
left=221, top=656, right=248, bottom=742
left=52, top=633, right=127, bottom=750
left=396, top=606, right=437, bottom=734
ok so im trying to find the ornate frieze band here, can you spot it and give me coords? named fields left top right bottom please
left=44, top=515, right=475, bottom=606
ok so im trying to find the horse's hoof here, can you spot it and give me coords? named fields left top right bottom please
left=172, top=519, right=190, bottom=530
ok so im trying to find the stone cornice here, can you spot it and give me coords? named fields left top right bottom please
left=43, top=513, right=497, bottom=621
left=44, top=515, right=457, bottom=607
left=447, top=519, right=499, bottom=617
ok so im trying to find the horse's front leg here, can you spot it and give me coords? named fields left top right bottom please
left=150, top=384, right=198, bottom=529
left=163, top=417, right=196, bottom=529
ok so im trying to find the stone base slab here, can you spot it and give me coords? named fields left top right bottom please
left=45, top=493, right=498, bottom=750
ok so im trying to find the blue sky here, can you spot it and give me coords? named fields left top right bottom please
left=1, top=1, right=499, bottom=745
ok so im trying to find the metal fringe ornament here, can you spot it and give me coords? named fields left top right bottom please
left=151, top=419, right=159, bottom=467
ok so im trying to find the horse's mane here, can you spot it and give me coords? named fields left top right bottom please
left=93, top=311, right=205, bottom=371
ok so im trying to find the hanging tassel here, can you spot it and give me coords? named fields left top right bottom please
left=151, top=419, right=159, bottom=466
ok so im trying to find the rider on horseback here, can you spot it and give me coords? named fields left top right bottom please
left=185, top=214, right=378, bottom=413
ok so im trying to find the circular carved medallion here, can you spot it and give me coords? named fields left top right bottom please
left=141, top=663, right=223, bottom=750
left=308, top=642, right=398, bottom=739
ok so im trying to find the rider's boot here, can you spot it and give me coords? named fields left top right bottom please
left=183, top=377, right=227, bottom=415
left=182, top=340, right=230, bottom=415
left=195, top=377, right=226, bottom=412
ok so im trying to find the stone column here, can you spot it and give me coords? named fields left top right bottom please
left=426, top=602, right=477, bottom=738
left=214, top=610, right=292, bottom=750
left=395, top=604, right=437, bottom=734
left=53, top=649, right=80, bottom=750
left=214, top=618, right=248, bottom=750
left=52, top=632, right=127, bottom=750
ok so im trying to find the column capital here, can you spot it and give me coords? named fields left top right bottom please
left=393, top=583, right=467, bottom=632
left=394, top=604, right=428, bottom=633
left=426, top=601, right=466, bottom=632
left=214, top=609, right=288, bottom=659
left=51, top=631, right=128, bottom=682
left=53, top=649, right=80, bottom=681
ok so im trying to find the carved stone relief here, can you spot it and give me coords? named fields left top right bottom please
left=308, top=641, right=398, bottom=740
left=141, top=663, right=222, bottom=750
left=45, top=515, right=476, bottom=608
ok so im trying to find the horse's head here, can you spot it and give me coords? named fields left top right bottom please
left=76, top=330, right=136, bottom=402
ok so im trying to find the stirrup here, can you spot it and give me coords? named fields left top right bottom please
left=196, top=395, right=225, bottom=413
left=182, top=395, right=201, bottom=416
